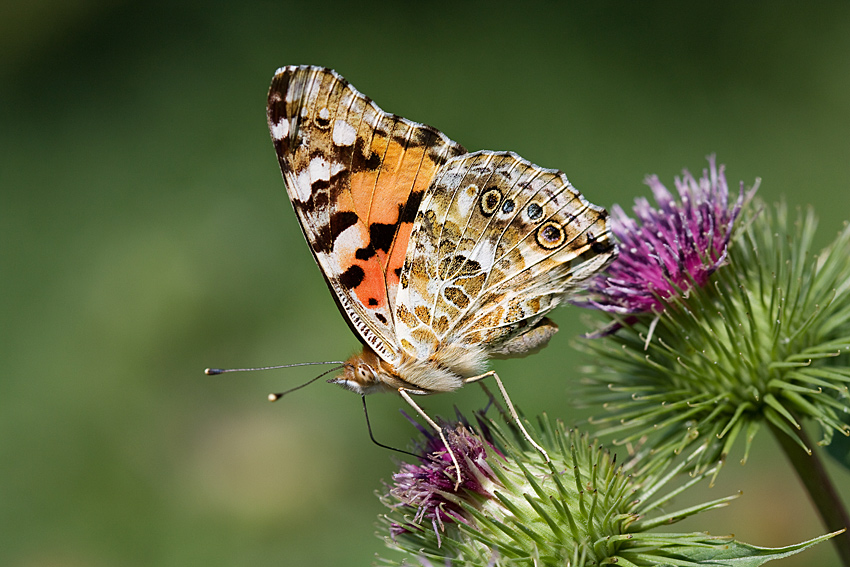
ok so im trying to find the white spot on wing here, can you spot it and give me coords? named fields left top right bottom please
left=470, top=239, right=496, bottom=271
left=456, top=185, right=476, bottom=213
left=295, top=169, right=312, bottom=202
left=271, top=118, right=289, bottom=140
left=332, top=223, right=364, bottom=257
left=332, top=119, right=357, bottom=146
left=309, top=157, right=331, bottom=183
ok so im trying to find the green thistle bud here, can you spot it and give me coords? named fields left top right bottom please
left=377, top=413, right=837, bottom=566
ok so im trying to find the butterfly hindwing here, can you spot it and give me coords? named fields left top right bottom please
left=267, top=66, right=466, bottom=364
left=395, top=151, right=615, bottom=359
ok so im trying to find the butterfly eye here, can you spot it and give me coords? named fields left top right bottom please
left=479, top=187, right=502, bottom=216
left=536, top=221, right=565, bottom=250
left=526, top=202, right=544, bottom=221
left=357, top=364, right=375, bottom=383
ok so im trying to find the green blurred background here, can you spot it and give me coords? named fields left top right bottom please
left=2, top=1, right=849, bottom=565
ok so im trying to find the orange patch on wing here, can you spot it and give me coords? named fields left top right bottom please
left=346, top=136, right=446, bottom=310
left=348, top=135, right=387, bottom=219
left=384, top=151, right=443, bottom=274
left=369, top=137, right=410, bottom=224
left=350, top=171, right=381, bottom=226
left=349, top=136, right=425, bottom=224
left=352, top=255, right=390, bottom=308
left=328, top=218, right=387, bottom=311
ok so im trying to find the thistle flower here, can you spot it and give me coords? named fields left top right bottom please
left=576, top=156, right=755, bottom=316
left=387, top=416, right=499, bottom=544
left=579, top=200, right=850, bottom=476
left=378, top=413, right=837, bottom=566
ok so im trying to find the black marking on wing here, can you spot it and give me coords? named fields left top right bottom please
left=339, top=264, right=366, bottom=289
left=314, top=210, right=359, bottom=254
left=400, top=190, right=424, bottom=223
left=369, top=222, right=396, bottom=254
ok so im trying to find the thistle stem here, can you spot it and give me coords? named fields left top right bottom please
left=769, top=423, right=850, bottom=566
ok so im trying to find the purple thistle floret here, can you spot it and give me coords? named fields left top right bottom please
left=579, top=156, right=755, bottom=315
left=389, top=421, right=499, bottom=544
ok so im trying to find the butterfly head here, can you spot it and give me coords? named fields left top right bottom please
left=329, top=347, right=401, bottom=395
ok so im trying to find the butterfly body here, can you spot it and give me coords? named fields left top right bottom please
left=267, top=65, right=616, bottom=400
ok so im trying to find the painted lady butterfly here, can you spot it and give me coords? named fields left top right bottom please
left=266, top=65, right=616, bottom=480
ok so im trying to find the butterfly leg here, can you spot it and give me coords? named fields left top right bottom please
left=464, top=371, right=550, bottom=462
left=397, top=388, right=464, bottom=490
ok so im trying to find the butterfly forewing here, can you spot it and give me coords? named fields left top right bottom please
left=267, top=65, right=465, bottom=364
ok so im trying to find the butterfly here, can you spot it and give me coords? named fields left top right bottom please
left=266, top=65, right=616, bottom=482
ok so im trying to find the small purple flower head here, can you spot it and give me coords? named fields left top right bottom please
left=578, top=156, right=756, bottom=315
left=388, top=420, right=499, bottom=542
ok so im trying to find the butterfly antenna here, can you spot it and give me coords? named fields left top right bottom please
left=205, top=361, right=344, bottom=375
left=361, top=395, right=419, bottom=458
left=267, top=365, right=345, bottom=401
